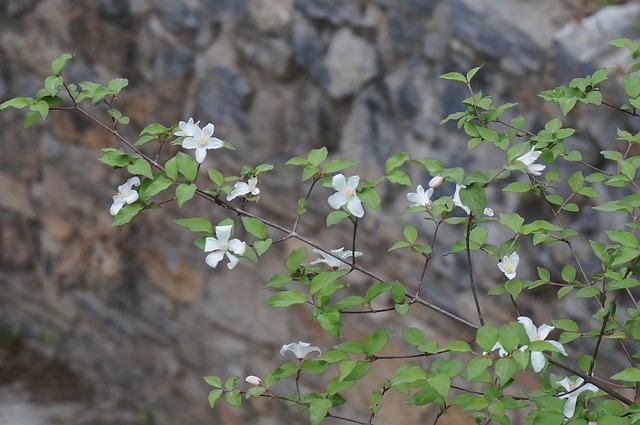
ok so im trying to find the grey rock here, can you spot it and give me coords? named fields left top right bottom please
left=203, top=0, right=249, bottom=21
left=291, top=11, right=330, bottom=83
left=154, top=43, right=193, bottom=78
left=195, top=67, right=252, bottom=131
left=296, top=0, right=374, bottom=26
left=450, top=0, right=555, bottom=72
left=97, top=0, right=129, bottom=18
left=554, top=3, right=640, bottom=79
left=321, top=28, right=379, bottom=99
left=153, top=0, right=204, bottom=30
left=238, top=36, right=294, bottom=78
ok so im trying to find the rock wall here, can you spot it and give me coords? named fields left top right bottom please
left=0, top=1, right=639, bottom=424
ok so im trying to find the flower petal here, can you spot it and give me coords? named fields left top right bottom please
left=205, top=251, right=225, bottom=268
left=346, top=195, right=364, bottom=218
left=215, top=225, right=232, bottom=243
left=331, top=174, right=348, bottom=191
left=517, top=316, right=537, bottom=340
left=110, top=199, right=125, bottom=216
left=195, top=146, right=207, bottom=163
left=228, top=239, right=246, bottom=256
left=562, top=395, right=578, bottom=418
left=548, top=340, right=567, bottom=356
left=536, top=324, right=555, bottom=341
left=328, top=192, right=347, bottom=209
left=225, top=252, right=239, bottom=269
left=204, top=236, right=221, bottom=252
left=530, top=351, right=546, bottom=373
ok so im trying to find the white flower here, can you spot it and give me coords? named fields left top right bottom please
left=516, top=148, right=546, bottom=176
left=181, top=122, right=224, bottom=163
left=429, top=175, right=445, bottom=188
left=557, top=377, right=598, bottom=418
left=245, top=375, right=262, bottom=386
left=175, top=117, right=200, bottom=137
left=328, top=174, right=364, bottom=218
left=280, top=341, right=321, bottom=360
left=483, top=341, right=509, bottom=358
left=453, top=184, right=494, bottom=216
left=518, top=316, right=567, bottom=372
left=204, top=225, right=246, bottom=270
left=498, top=252, right=519, bottom=280
left=310, top=247, right=362, bottom=270
left=227, top=176, right=260, bottom=201
left=407, top=185, right=433, bottom=207
left=110, top=176, right=141, bottom=216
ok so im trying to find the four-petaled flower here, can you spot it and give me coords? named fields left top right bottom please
left=180, top=119, right=224, bottom=163
left=280, top=341, right=321, bottom=360
left=227, top=176, right=260, bottom=201
left=557, top=376, right=598, bottom=418
left=407, top=185, right=433, bottom=207
left=204, top=225, right=247, bottom=270
left=110, top=176, right=141, bottom=216
left=498, top=252, right=519, bottom=280
left=516, top=148, right=546, bottom=176
left=518, top=316, right=567, bottom=372
left=245, top=375, right=262, bottom=386
left=311, top=247, right=362, bottom=270
left=328, top=174, right=364, bottom=218
left=453, top=184, right=494, bottom=216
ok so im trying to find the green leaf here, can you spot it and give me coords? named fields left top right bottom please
left=308, top=147, right=328, bottom=166
left=439, top=72, right=466, bottom=83
left=359, top=187, right=381, bottom=211
left=499, top=212, right=525, bottom=233
left=127, top=159, right=154, bottom=179
left=0, top=96, right=34, bottom=110
left=459, top=183, right=486, bottom=217
left=241, top=217, right=267, bottom=239
left=265, top=290, right=307, bottom=307
left=112, top=203, right=143, bottom=226
left=174, top=218, right=214, bottom=233
left=467, top=356, right=492, bottom=381
left=364, top=329, right=394, bottom=356
left=309, top=399, right=332, bottom=425
left=286, top=247, right=307, bottom=273
left=385, top=151, right=410, bottom=173
left=403, top=327, right=426, bottom=346
left=403, top=224, right=418, bottom=244
left=254, top=239, right=272, bottom=256
left=51, top=53, right=74, bottom=75
left=30, top=100, right=49, bottom=119
left=176, top=183, right=197, bottom=207
left=164, top=156, right=178, bottom=179
left=476, top=322, right=498, bottom=352
left=366, top=282, right=394, bottom=303
left=611, top=367, right=640, bottom=382
left=24, top=110, right=40, bottom=127
left=428, top=373, right=451, bottom=398
left=466, top=66, right=482, bottom=82
left=176, top=152, right=198, bottom=182
left=327, top=210, right=349, bottom=227
left=607, top=277, right=640, bottom=290
left=204, top=375, right=223, bottom=388
left=107, top=78, right=129, bottom=94
left=323, top=158, right=357, bottom=174
left=623, top=73, right=640, bottom=98
left=141, top=177, right=173, bottom=201
left=207, top=168, right=224, bottom=186
left=310, top=270, right=349, bottom=295
left=439, top=340, right=471, bottom=352
left=387, top=170, right=412, bottom=186
left=207, top=389, right=223, bottom=408
left=561, top=265, right=576, bottom=283
left=333, top=341, right=364, bottom=354
left=225, top=390, right=242, bottom=407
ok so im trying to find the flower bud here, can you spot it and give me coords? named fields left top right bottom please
left=245, top=375, right=262, bottom=386
left=428, top=175, right=444, bottom=188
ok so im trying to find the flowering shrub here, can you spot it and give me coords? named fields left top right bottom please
left=3, top=40, right=640, bottom=424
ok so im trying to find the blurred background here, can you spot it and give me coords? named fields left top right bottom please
left=0, top=0, right=639, bottom=424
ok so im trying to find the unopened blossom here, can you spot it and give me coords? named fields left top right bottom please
left=110, top=176, right=141, bottom=216
left=328, top=174, right=364, bottom=218
left=204, top=225, right=246, bottom=270
left=181, top=121, right=224, bottom=163
left=245, top=375, right=262, bottom=386
left=516, top=148, right=546, bottom=176
left=227, top=176, right=260, bottom=201
left=311, top=247, right=362, bottom=270
left=557, top=376, right=598, bottom=418
left=429, top=175, right=445, bottom=188
left=175, top=117, right=200, bottom=137
left=518, top=316, right=567, bottom=372
left=280, top=341, right=321, bottom=360
left=453, top=184, right=494, bottom=217
left=407, top=185, right=433, bottom=207
left=498, top=252, right=519, bottom=280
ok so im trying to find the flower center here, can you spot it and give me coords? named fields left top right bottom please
left=197, top=135, right=207, bottom=145
left=219, top=241, right=229, bottom=252
left=505, top=263, right=514, bottom=272
left=343, top=188, right=354, bottom=197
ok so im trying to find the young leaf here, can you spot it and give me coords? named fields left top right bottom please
left=241, top=217, right=267, bottom=239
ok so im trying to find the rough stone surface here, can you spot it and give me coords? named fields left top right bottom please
left=0, top=1, right=637, bottom=425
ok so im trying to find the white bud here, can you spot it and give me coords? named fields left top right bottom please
left=428, top=175, right=444, bottom=188
left=245, top=375, right=262, bottom=386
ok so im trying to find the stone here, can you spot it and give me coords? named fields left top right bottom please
left=297, top=0, right=381, bottom=27
left=450, top=0, right=557, bottom=72
left=195, top=67, right=252, bottom=131
left=320, top=28, right=379, bottom=99
left=291, top=11, right=330, bottom=83
left=246, top=0, right=294, bottom=34
left=554, top=3, right=640, bottom=78
left=237, top=36, right=294, bottom=79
